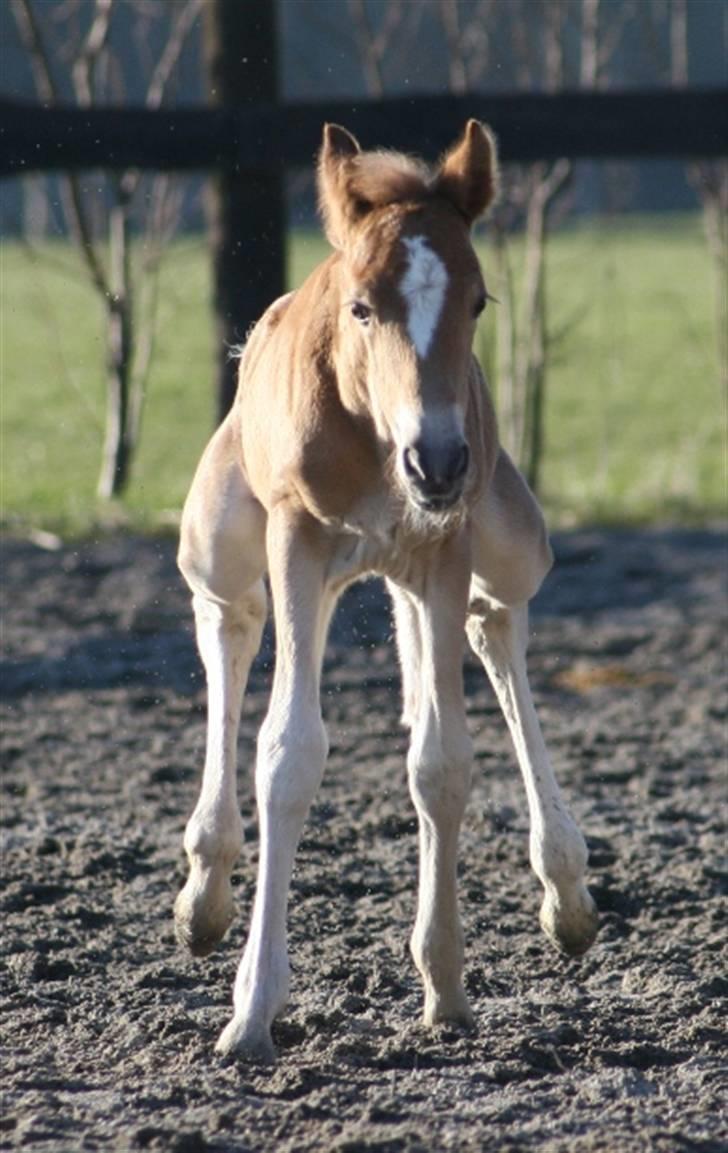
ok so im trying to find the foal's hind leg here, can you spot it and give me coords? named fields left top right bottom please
left=466, top=451, right=598, bottom=956
left=175, top=417, right=267, bottom=956
left=390, top=532, right=475, bottom=1029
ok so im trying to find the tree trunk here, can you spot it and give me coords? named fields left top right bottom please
left=204, top=0, right=285, bottom=424
left=97, top=201, right=133, bottom=499
left=523, top=284, right=546, bottom=493
left=706, top=187, right=728, bottom=402
left=493, top=224, right=520, bottom=460
left=519, top=178, right=548, bottom=490
left=493, top=173, right=549, bottom=488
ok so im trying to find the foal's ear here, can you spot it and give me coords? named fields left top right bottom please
left=434, top=120, right=499, bottom=224
left=317, top=123, right=363, bottom=249
left=322, top=123, right=361, bottom=161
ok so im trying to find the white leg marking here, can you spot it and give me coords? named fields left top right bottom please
left=400, top=235, right=448, bottom=358
left=175, top=586, right=266, bottom=956
left=466, top=598, right=598, bottom=956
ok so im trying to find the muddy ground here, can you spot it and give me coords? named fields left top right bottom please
left=1, top=528, right=726, bottom=1152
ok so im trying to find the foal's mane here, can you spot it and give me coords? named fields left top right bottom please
left=318, top=146, right=436, bottom=247
left=342, top=150, right=433, bottom=210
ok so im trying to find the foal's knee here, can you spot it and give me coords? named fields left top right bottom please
left=256, top=707, right=329, bottom=819
left=408, top=719, right=473, bottom=819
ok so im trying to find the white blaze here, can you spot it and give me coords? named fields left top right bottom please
left=400, top=236, right=448, bottom=359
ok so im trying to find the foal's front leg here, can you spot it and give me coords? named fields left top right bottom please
left=216, top=507, right=332, bottom=1062
left=392, top=533, right=475, bottom=1029
left=466, top=599, right=598, bottom=956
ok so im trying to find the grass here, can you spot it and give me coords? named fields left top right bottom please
left=535, top=218, right=725, bottom=524
left=1, top=218, right=724, bottom=536
left=1, top=237, right=214, bottom=533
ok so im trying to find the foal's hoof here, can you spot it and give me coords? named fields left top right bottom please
left=540, top=884, right=599, bottom=957
left=423, top=988, right=475, bottom=1032
left=174, top=879, right=235, bottom=958
left=215, top=1018, right=276, bottom=1065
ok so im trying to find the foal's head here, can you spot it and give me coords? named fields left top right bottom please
left=318, top=120, right=498, bottom=514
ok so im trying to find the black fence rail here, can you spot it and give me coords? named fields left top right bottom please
left=1, top=87, right=727, bottom=177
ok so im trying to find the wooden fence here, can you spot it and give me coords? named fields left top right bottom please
left=1, top=88, right=727, bottom=175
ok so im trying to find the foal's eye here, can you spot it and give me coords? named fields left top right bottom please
left=350, top=301, right=372, bottom=325
left=473, top=293, right=487, bottom=318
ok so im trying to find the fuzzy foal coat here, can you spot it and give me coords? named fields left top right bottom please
left=174, top=121, right=598, bottom=1062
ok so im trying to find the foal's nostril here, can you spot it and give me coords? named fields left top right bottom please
left=449, top=442, right=470, bottom=483
left=403, top=445, right=426, bottom=483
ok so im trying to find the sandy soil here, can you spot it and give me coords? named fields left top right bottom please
left=1, top=528, right=726, bottom=1152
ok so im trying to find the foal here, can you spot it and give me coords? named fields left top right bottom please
left=175, top=121, right=598, bottom=1062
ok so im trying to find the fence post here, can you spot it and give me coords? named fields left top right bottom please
left=204, top=0, right=285, bottom=423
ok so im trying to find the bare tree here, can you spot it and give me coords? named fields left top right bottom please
left=693, top=162, right=728, bottom=401
left=11, top=0, right=202, bottom=499
left=486, top=0, right=636, bottom=491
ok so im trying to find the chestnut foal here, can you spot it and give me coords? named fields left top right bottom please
left=175, top=121, right=598, bottom=1062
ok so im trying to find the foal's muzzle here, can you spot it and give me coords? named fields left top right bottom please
left=402, top=437, right=470, bottom=510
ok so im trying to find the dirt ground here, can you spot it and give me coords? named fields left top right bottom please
left=1, top=527, right=726, bottom=1152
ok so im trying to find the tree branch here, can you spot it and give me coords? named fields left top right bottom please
left=122, top=0, right=203, bottom=201
left=438, top=0, right=468, bottom=95
left=348, top=0, right=405, bottom=97
left=10, top=0, right=110, bottom=298
left=10, top=0, right=56, bottom=102
left=72, top=0, right=113, bottom=107
left=128, top=173, right=184, bottom=448
left=146, top=0, right=205, bottom=109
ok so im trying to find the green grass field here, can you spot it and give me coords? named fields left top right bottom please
left=1, top=218, right=724, bottom=535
